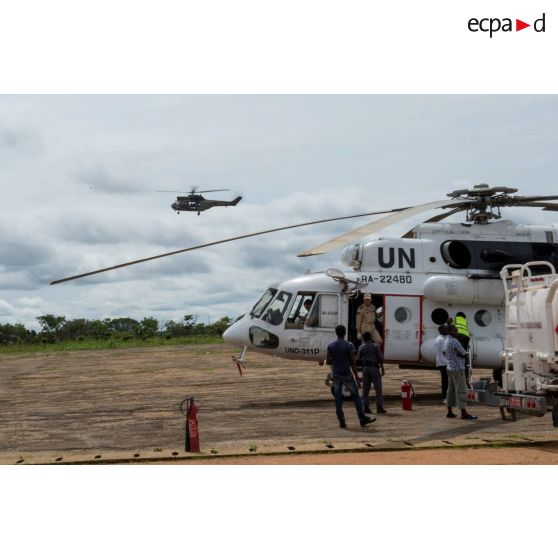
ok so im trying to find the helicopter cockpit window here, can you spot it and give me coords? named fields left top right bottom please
left=286, top=293, right=315, bottom=329
left=249, top=326, right=279, bottom=349
left=262, top=291, right=292, bottom=326
left=305, top=294, right=339, bottom=329
left=250, top=288, right=277, bottom=318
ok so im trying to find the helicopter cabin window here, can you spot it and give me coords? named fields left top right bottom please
left=474, top=309, right=492, bottom=327
left=394, top=306, right=412, bottom=324
left=305, top=294, right=339, bottom=329
left=250, top=288, right=277, bottom=318
left=431, top=308, right=449, bottom=326
left=286, top=293, right=316, bottom=329
left=261, top=291, right=292, bottom=326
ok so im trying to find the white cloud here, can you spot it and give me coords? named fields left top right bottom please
left=0, top=299, right=15, bottom=316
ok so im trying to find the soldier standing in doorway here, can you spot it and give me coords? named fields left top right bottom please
left=356, top=293, right=383, bottom=345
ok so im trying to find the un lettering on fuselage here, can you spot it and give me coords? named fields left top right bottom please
left=378, top=247, right=415, bottom=269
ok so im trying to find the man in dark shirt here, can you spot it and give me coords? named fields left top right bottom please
left=326, top=325, right=375, bottom=428
left=357, top=331, right=386, bottom=414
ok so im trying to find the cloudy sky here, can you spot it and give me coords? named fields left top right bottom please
left=1, top=95, right=558, bottom=330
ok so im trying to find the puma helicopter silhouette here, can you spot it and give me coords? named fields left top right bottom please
left=156, top=187, right=242, bottom=215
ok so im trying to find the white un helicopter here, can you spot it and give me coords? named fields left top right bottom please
left=51, top=184, right=558, bottom=381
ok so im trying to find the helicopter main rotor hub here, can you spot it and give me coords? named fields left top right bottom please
left=447, top=184, right=518, bottom=224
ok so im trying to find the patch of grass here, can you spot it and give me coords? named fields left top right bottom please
left=0, top=335, right=224, bottom=355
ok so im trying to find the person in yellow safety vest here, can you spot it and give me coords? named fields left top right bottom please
left=454, top=312, right=471, bottom=387
left=356, top=293, right=383, bottom=345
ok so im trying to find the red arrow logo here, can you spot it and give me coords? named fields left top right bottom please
left=516, top=19, right=530, bottom=31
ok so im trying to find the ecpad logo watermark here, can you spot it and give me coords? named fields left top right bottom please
left=468, top=13, right=546, bottom=37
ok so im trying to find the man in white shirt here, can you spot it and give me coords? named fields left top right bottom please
left=435, top=324, right=448, bottom=402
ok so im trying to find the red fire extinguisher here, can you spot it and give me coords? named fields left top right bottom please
left=181, top=397, right=201, bottom=452
left=401, top=380, right=415, bottom=411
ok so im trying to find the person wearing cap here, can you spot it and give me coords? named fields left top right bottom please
left=356, top=294, right=383, bottom=344
left=357, top=330, right=387, bottom=414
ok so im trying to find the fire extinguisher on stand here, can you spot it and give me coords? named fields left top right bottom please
left=180, top=397, right=201, bottom=452
left=401, top=380, right=415, bottom=411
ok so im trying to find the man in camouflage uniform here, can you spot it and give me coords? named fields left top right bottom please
left=356, top=293, right=383, bottom=344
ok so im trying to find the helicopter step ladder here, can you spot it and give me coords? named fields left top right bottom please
left=467, top=261, right=558, bottom=426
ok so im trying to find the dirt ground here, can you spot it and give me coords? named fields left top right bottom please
left=1, top=343, right=557, bottom=464
left=191, top=444, right=558, bottom=464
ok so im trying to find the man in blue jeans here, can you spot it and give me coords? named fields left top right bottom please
left=326, top=324, right=376, bottom=428
left=358, top=331, right=386, bottom=414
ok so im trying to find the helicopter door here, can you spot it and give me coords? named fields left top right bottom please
left=383, top=295, right=421, bottom=362
left=297, top=293, right=346, bottom=357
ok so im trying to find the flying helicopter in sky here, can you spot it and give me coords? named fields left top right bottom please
left=52, top=184, right=558, bottom=380
left=156, top=187, right=242, bottom=215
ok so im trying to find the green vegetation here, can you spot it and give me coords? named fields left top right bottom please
left=0, top=313, right=233, bottom=354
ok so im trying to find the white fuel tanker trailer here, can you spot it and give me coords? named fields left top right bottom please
left=468, top=261, right=558, bottom=426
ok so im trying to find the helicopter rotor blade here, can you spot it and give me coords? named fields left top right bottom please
left=514, top=202, right=558, bottom=211
left=195, top=189, right=231, bottom=194
left=401, top=207, right=465, bottom=238
left=156, top=188, right=231, bottom=194
left=297, top=199, right=466, bottom=257
left=50, top=206, right=419, bottom=285
left=513, top=196, right=558, bottom=204
left=52, top=189, right=558, bottom=285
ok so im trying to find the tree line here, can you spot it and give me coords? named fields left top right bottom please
left=0, top=314, right=234, bottom=345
